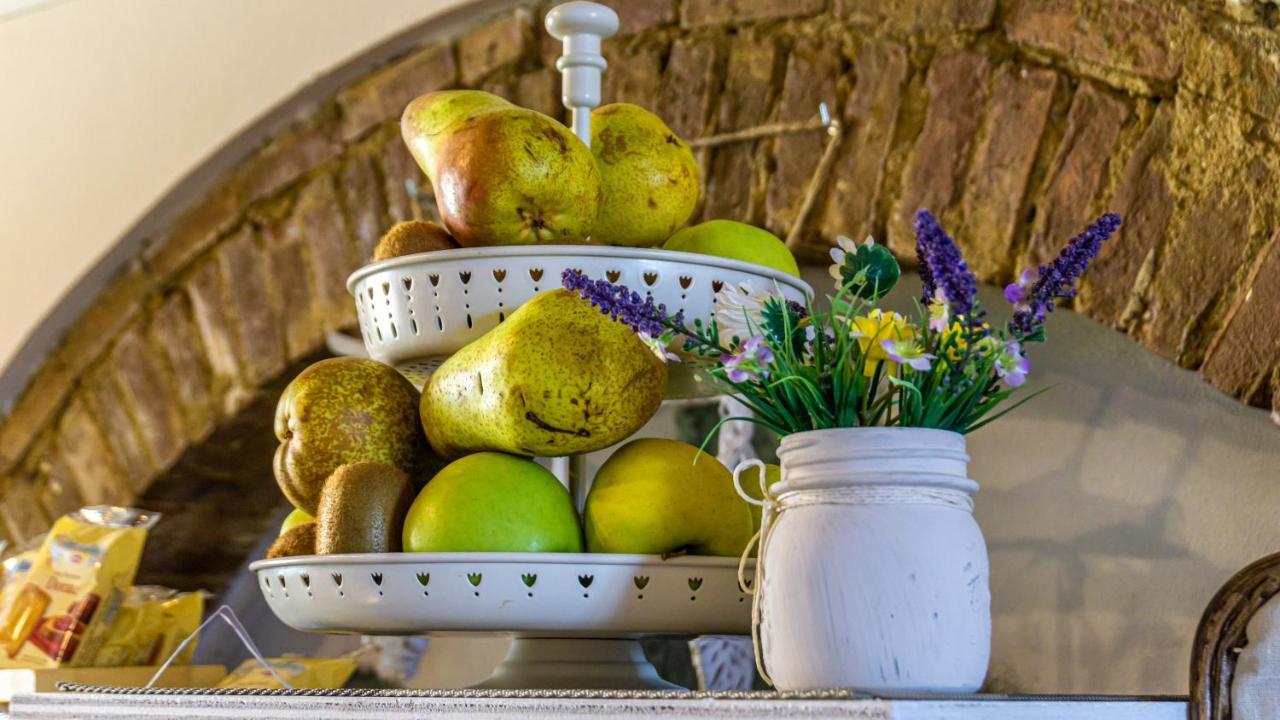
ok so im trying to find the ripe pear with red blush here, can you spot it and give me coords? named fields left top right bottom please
left=402, top=90, right=602, bottom=246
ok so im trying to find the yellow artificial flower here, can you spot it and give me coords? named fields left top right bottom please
left=850, top=310, right=913, bottom=377
left=939, top=321, right=995, bottom=372
left=940, top=322, right=970, bottom=363
left=942, top=320, right=998, bottom=379
left=973, top=334, right=997, bottom=357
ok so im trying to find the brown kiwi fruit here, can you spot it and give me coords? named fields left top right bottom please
left=371, top=221, right=457, bottom=262
left=315, top=462, right=415, bottom=554
left=267, top=523, right=317, bottom=558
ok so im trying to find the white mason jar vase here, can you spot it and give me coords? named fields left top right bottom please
left=740, top=427, right=990, bottom=693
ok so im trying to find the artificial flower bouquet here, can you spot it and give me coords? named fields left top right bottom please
left=563, top=209, right=1121, bottom=438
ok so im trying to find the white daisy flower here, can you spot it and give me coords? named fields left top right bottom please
left=829, top=235, right=879, bottom=287
left=638, top=331, right=680, bottom=363
left=827, top=235, right=859, bottom=280
left=714, top=281, right=771, bottom=343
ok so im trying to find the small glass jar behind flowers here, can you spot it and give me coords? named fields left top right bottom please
left=563, top=208, right=1121, bottom=693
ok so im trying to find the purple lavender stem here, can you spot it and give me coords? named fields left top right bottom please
left=913, top=209, right=984, bottom=331
left=1008, top=213, right=1121, bottom=338
left=561, top=268, right=669, bottom=337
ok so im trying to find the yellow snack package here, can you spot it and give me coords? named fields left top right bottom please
left=93, top=586, right=170, bottom=667
left=0, top=506, right=159, bottom=668
left=95, top=587, right=204, bottom=667
left=150, top=591, right=204, bottom=666
left=0, top=546, right=38, bottom=594
left=216, top=657, right=356, bottom=690
left=0, top=543, right=44, bottom=659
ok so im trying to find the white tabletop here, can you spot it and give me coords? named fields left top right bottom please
left=8, top=691, right=1189, bottom=719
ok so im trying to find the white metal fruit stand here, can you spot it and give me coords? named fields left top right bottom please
left=249, top=1, right=812, bottom=690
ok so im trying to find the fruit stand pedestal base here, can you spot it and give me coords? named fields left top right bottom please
left=475, top=637, right=681, bottom=690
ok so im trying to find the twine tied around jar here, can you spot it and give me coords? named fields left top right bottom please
left=730, top=458, right=975, bottom=686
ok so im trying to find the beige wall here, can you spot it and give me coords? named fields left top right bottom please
left=949, top=283, right=1278, bottom=693
left=0, top=0, right=467, bottom=372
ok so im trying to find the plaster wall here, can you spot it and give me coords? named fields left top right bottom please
left=869, top=270, right=1278, bottom=692
left=0, top=0, right=467, bottom=371
left=923, top=276, right=1280, bottom=692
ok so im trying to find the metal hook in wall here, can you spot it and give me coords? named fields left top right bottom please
left=685, top=101, right=845, bottom=251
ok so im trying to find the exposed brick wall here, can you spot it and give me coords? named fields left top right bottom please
left=0, top=0, right=1278, bottom=550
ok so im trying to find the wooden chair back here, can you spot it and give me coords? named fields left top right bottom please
left=1191, top=552, right=1280, bottom=719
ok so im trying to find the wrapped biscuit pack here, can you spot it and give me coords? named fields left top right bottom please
left=152, top=590, right=203, bottom=666
left=216, top=656, right=356, bottom=690
left=0, top=507, right=159, bottom=668
left=0, top=546, right=37, bottom=592
left=94, top=587, right=204, bottom=667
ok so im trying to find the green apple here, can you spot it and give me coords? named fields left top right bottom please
left=663, top=220, right=801, bottom=277
left=584, top=438, right=754, bottom=557
left=402, top=452, right=583, bottom=553
left=280, top=508, right=315, bottom=535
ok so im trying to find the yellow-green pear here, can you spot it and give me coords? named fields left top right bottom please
left=664, top=220, right=801, bottom=277
left=590, top=103, right=699, bottom=247
left=274, top=358, right=434, bottom=515
left=402, top=90, right=602, bottom=246
left=584, top=438, right=755, bottom=557
left=401, top=90, right=514, bottom=184
left=421, top=289, right=667, bottom=458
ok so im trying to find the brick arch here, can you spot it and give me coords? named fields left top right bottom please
left=1, top=0, right=1278, bottom=560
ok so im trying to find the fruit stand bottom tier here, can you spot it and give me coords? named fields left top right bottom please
left=249, top=553, right=751, bottom=636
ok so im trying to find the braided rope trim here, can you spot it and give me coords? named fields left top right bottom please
left=47, top=684, right=1187, bottom=704
left=52, top=683, right=861, bottom=700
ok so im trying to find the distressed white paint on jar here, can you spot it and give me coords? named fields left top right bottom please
left=762, top=427, right=990, bottom=692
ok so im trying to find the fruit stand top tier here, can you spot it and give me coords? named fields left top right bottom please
left=347, top=0, right=813, bottom=395
left=348, top=246, right=811, bottom=395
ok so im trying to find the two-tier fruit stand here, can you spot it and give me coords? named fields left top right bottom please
left=248, top=1, right=813, bottom=690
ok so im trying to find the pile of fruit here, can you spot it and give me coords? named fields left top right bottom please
left=371, top=89, right=800, bottom=276
left=266, top=90, right=793, bottom=560
left=267, top=348, right=763, bottom=559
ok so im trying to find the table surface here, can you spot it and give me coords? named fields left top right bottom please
left=6, top=691, right=1190, bottom=719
